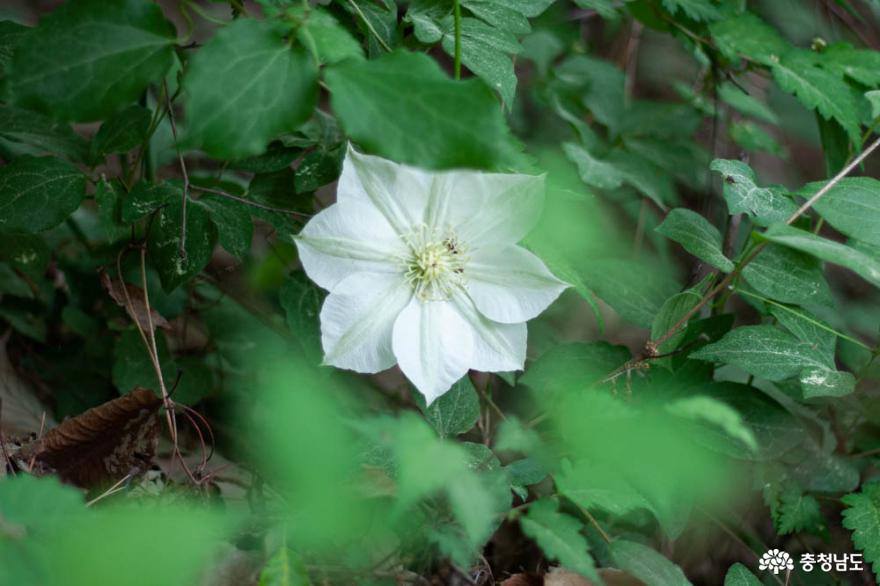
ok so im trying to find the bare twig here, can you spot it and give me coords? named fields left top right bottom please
left=196, top=185, right=312, bottom=218
left=163, top=80, right=189, bottom=262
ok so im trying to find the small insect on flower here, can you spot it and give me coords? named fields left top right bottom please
left=294, top=145, right=568, bottom=404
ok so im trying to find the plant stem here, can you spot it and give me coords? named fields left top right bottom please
left=453, top=0, right=462, bottom=80
left=163, top=79, right=189, bottom=262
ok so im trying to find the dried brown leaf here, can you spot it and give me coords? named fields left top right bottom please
left=545, top=568, right=646, bottom=586
left=100, top=270, right=170, bottom=333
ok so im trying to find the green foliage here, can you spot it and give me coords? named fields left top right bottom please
left=710, top=159, right=796, bottom=225
left=0, top=156, right=85, bottom=232
left=803, top=177, right=880, bottom=246
left=519, top=498, right=598, bottom=580
left=741, top=244, right=833, bottom=307
left=609, top=540, right=692, bottom=586
left=419, top=375, right=481, bottom=438
left=656, top=208, right=734, bottom=272
left=723, top=564, right=762, bottom=586
left=843, top=483, right=880, bottom=581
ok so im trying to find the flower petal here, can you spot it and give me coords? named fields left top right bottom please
left=392, top=298, right=474, bottom=405
left=464, top=245, right=568, bottom=323
left=321, top=272, right=412, bottom=373
left=451, top=289, right=527, bottom=372
left=338, top=145, right=432, bottom=235
left=454, top=173, right=545, bottom=248
left=295, top=201, right=406, bottom=291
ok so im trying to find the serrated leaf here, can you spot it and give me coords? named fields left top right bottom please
left=742, top=243, right=833, bottom=307
left=326, top=50, right=517, bottom=170
left=763, top=224, right=880, bottom=288
left=656, top=208, right=734, bottom=272
left=7, top=0, right=175, bottom=121
left=842, top=482, right=880, bottom=581
left=0, top=104, right=88, bottom=161
left=562, top=142, right=624, bottom=190
left=797, top=177, right=880, bottom=246
left=0, top=156, right=85, bottom=232
left=520, top=498, right=598, bottom=581
left=718, top=83, right=779, bottom=125
left=710, top=159, right=797, bottom=225
left=661, top=0, right=720, bottom=22
left=772, top=50, right=862, bottom=145
left=92, top=104, right=151, bottom=157
left=198, top=195, right=253, bottom=259
left=609, top=540, right=693, bottom=586
left=709, top=12, right=789, bottom=66
left=724, top=563, right=762, bottom=586
left=183, top=18, right=318, bottom=159
left=420, top=376, right=480, bottom=438
left=148, top=199, right=218, bottom=292
left=691, top=325, right=829, bottom=381
left=818, top=43, right=880, bottom=87
left=776, top=488, right=823, bottom=535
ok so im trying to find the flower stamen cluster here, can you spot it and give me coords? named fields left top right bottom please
left=402, top=225, right=467, bottom=301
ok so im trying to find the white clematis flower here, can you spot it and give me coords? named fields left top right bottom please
left=294, top=146, right=568, bottom=404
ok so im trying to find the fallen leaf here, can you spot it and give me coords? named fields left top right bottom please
left=100, top=270, right=171, bottom=333
left=545, top=568, right=646, bottom=586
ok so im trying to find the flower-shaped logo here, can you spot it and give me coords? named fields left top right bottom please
left=759, top=549, right=794, bottom=574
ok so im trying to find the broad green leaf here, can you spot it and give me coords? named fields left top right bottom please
left=656, top=208, right=734, bottom=272
left=120, top=180, right=179, bottom=223
left=799, top=367, right=856, bottom=399
left=521, top=342, right=630, bottom=395
left=776, top=488, right=823, bottom=535
left=609, top=540, right=693, bottom=586
left=148, top=199, right=218, bottom=292
left=94, top=178, right=128, bottom=242
left=607, top=150, right=677, bottom=209
left=867, top=90, right=880, bottom=119
left=92, top=104, right=151, bottom=157
left=294, top=7, right=364, bottom=65
left=554, top=55, right=625, bottom=132
left=344, top=0, right=398, bottom=56
left=441, top=17, right=520, bottom=105
left=7, top=0, right=176, bottom=121
left=718, top=83, right=778, bottom=125
left=562, top=142, right=624, bottom=190
left=842, top=482, right=880, bottom=581
left=0, top=156, right=85, bottom=232
left=772, top=50, right=862, bottom=145
left=724, top=563, right=762, bottom=586
left=710, top=159, right=797, bottom=225
left=763, top=224, right=880, bottom=288
left=295, top=147, right=344, bottom=192
left=0, top=474, right=85, bottom=533
left=742, top=243, right=833, bottom=307
left=729, top=121, right=785, bottom=157
left=112, top=328, right=174, bottom=394
left=279, top=271, right=324, bottom=359
left=326, top=50, right=517, bottom=170
left=520, top=498, right=598, bottom=581
left=0, top=232, right=49, bottom=276
left=709, top=12, right=789, bottom=66
left=0, top=105, right=88, bottom=161
left=651, top=289, right=703, bottom=357
left=505, top=457, right=547, bottom=486
left=818, top=43, right=880, bottom=87
left=581, top=258, right=681, bottom=327
left=572, top=0, right=619, bottom=18
left=661, top=0, right=720, bottom=21
left=798, top=177, right=880, bottom=246
left=420, top=376, right=480, bottom=438
left=462, top=0, right=531, bottom=34
left=233, top=145, right=299, bottom=174
left=183, top=18, right=318, bottom=159
left=197, top=195, right=253, bottom=259
left=258, top=547, right=311, bottom=586
left=768, top=304, right=836, bottom=365
left=0, top=20, right=29, bottom=76
left=666, top=396, right=758, bottom=453
left=691, top=325, right=829, bottom=381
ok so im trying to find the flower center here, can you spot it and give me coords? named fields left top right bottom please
left=403, top=226, right=466, bottom=301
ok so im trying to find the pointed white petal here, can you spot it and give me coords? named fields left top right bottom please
left=295, top=201, right=406, bottom=291
left=338, top=145, right=433, bottom=235
left=451, top=289, right=527, bottom=372
left=454, top=173, right=545, bottom=248
left=392, top=298, right=474, bottom=405
left=464, top=245, right=568, bottom=323
left=321, top=272, right=412, bottom=373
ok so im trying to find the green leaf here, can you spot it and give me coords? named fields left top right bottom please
left=520, top=498, right=598, bottom=581
left=420, top=376, right=480, bottom=438
left=710, top=159, right=797, bottom=225
left=581, top=258, right=681, bottom=327
left=798, top=177, right=880, bottom=246
left=148, top=199, right=218, bottom=292
left=691, top=325, right=829, bottom=381
left=120, top=180, right=179, bottom=223
left=258, top=547, right=311, bottom=586
left=197, top=195, right=253, bottom=259
left=295, top=7, right=364, bottom=65
left=709, top=12, right=789, bottom=66
left=666, top=396, right=758, bottom=453
left=772, top=50, right=862, bottom=145
left=521, top=342, right=630, bottom=395
left=776, top=488, right=823, bottom=535
left=95, top=178, right=129, bottom=242
left=295, top=147, right=344, bottom=192
left=842, top=482, right=880, bottom=582
left=112, top=328, right=174, bottom=394
left=183, top=18, right=318, bottom=159
left=562, top=142, right=624, bottom=190
left=718, top=83, right=779, bottom=125
left=763, top=224, right=880, bottom=288
left=462, top=0, right=531, bottom=34
left=656, top=208, right=734, bottom=272
left=279, top=271, right=324, bottom=358
left=92, top=105, right=151, bottom=157
left=799, top=367, right=856, bottom=399
left=441, top=17, right=520, bottom=105
left=505, top=457, right=547, bottom=487
left=609, top=540, right=693, bottom=586
left=0, top=20, right=29, bottom=76
left=326, top=50, right=517, bottom=170
left=723, top=563, right=762, bottom=586
left=729, top=121, right=785, bottom=157
left=768, top=304, right=836, bottom=365
left=818, top=42, right=880, bottom=87
left=0, top=104, right=88, bottom=161
left=742, top=243, right=833, bottom=307
left=651, top=289, right=703, bottom=357
left=661, top=0, right=720, bottom=22
left=0, top=156, right=85, bottom=232
left=0, top=232, right=48, bottom=276
left=572, top=0, right=619, bottom=19
left=867, top=89, right=880, bottom=119
left=7, top=0, right=176, bottom=121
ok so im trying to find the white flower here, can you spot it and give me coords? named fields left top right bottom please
left=294, top=146, right=568, bottom=404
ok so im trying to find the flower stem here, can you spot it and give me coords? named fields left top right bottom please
left=453, top=0, right=462, bottom=80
